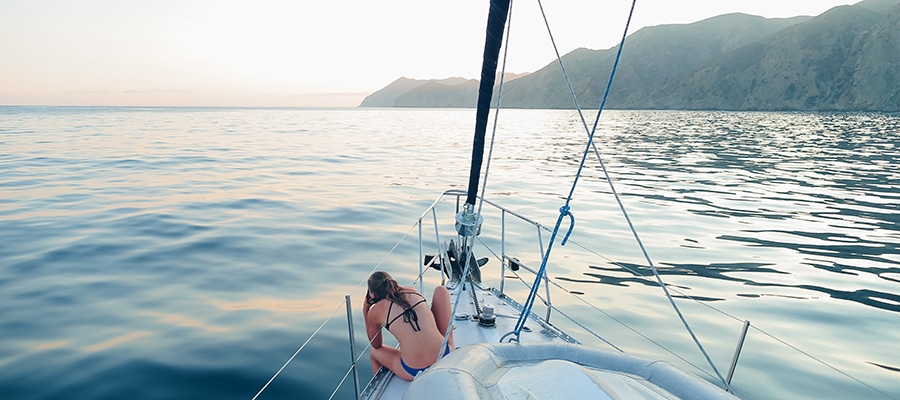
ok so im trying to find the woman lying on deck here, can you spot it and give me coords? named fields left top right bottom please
left=363, top=271, right=454, bottom=380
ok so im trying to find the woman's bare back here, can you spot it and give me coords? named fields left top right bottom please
left=385, top=290, right=445, bottom=368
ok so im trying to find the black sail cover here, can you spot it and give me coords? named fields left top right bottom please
left=465, top=0, right=510, bottom=207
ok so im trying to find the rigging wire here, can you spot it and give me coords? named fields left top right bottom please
left=441, top=0, right=516, bottom=362
left=579, top=1, right=736, bottom=391
left=250, top=302, right=345, bottom=400
left=564, top=232, right=889, bottom=392
left=498, top=0, right=735, bottom=392
left=503, top=0, right=627, bottom=340
left=476, top=0, right=514, bottom=218
left=500, top=0, right=603, bottom=343
left=440, top=0, right=514, bottom=365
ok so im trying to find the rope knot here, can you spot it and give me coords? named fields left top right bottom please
left=559, top=207, right=575, bottom=246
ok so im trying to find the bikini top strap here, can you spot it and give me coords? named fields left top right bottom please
left=385, top=301, right=395, bottom=328
left=385, top=292, right=427, bottom=331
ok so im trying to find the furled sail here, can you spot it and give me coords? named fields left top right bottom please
left=464, top=0, right=510, bottom=208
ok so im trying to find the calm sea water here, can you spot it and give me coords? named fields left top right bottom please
left=1, top=107, right=898, bottom=400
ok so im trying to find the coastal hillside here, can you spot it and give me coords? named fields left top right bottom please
left=360, top=0, right=900, bottom=112
left=359, top=77, right=471, bottom=108
left=360, top=74, right=529, bottom=108
left=637, top=1, right=900, bottom=110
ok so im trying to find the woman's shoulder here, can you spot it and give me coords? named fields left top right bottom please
left=399, top=288, right=426, bottom=298
left=366, top=299, right=388, bottom=321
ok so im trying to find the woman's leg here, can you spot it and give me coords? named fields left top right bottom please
left=431, top=285, right=454, bottom=349
left=370, top=345, right=415, bottom=381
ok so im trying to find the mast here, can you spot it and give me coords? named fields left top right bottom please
left=464, top=0, right=510, bottom=209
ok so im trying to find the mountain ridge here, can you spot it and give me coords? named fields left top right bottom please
left=360, top=0, right=899, bottom=112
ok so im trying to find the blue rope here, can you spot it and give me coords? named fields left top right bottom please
left=578, top=1, right=735, bottom=392
left=503, top=1, right=737, bottom=394
left=505, top=0, right=638, bottom=343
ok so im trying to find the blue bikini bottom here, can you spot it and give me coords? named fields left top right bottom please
left=400, top=343, right=451, bottom=378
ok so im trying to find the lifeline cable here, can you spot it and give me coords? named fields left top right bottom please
left=251, top=216, right=423, bottom=399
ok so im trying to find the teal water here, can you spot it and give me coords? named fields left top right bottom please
left=0, top=107, right=897, bottom=399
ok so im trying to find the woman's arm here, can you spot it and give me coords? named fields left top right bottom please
left=363, top=294, right=383, bottom=349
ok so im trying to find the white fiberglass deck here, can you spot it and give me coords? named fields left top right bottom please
left=361, top=282, right=737, bottom=400
left=361, top=282, right=566, bottom=399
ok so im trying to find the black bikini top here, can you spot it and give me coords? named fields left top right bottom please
left=385, top=292, right=427, bottom=332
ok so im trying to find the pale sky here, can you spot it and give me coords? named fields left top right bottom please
left=0, top=0, right=859, bottom=107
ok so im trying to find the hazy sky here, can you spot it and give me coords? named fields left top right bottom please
left=0, top=0, right=859, bottom=107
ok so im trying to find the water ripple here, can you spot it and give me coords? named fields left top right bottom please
left=1, top=107, right=897, bottom=399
